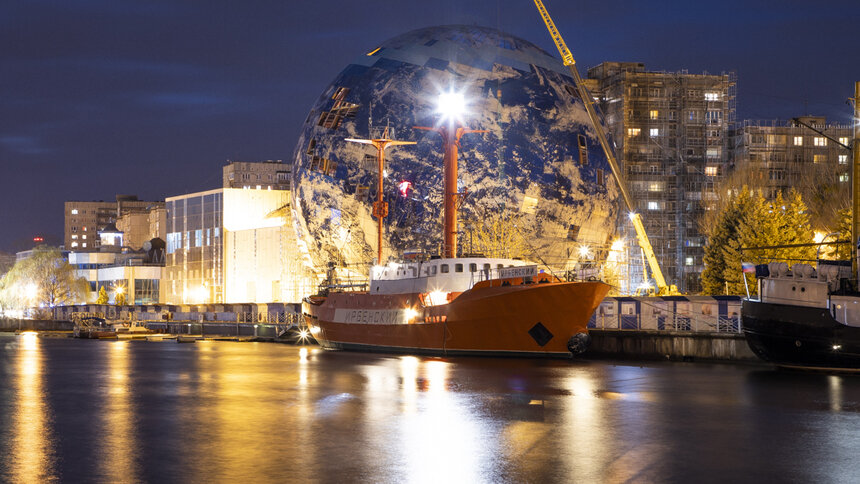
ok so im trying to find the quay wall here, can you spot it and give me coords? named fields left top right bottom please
left=588, top=329, right=759, bottom=362
left=0, top=319, right=74, bottom=332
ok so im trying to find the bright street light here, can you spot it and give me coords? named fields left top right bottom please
left=436, top=91, right=466, bottom=122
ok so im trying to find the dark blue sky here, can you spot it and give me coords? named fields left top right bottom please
left=1, top=0, right=857, bottom=252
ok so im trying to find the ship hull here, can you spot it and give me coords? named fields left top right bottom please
left=304, top=281, right=610, bottom=357
left=742, top=299, right=860, bottom=370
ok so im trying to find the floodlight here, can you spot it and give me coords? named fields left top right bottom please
left=437, top=92, right=466, bottom=119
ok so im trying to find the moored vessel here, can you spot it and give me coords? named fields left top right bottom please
left=742, top=81, right=860, bottom=371
left=302, top=88, right=612, bottom=357
left=743, top=261, right=860, bottom=370
left=304, top=256, right=610, bottom=356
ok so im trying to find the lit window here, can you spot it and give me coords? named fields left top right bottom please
left=256, top=185, right=261, bottom=189
left=82, top=243, right=87, bottom=248
left=839, top=155, right=848, bottom=164
left=82, top=235, right=87, bottom=240
left=577, top=134, right=588, bottom=165
left=71, top=209, right=78, bottom=215
left=839, top=137, right=849, bottom=146
left=705, top=166, right=718, bottom=176
left=648, top=182, right=663, bottom=191
left=814, top=137, right=827, bottom=147
left=704, top=92, right=720, bottom=101
left=83, top=227, right=87, bottom=231
left=793, top=136, right=803, bottom=146
left=627, top=128, right=641, bottom=137
left=648, top=201, right=659, bottom=210
left=649, top=110, right=659, bottom=120
left=650, top=128, right=659, bottom=137
left=685, top=256, right=694, bottom=266
left=840, top=174, right=849, bottom=183
left=71, top=242, right=78, bottom=247
left=814, top=154, right=826, bottom=163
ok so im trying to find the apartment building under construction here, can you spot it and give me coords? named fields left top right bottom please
left=586, top=62, right=736, bottom=293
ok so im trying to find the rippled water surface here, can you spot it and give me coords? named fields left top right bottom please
left=2, top=333, right=860, bottom=483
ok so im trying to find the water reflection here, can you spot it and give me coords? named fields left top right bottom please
left=9, top=332, right=56, bottom=482
left=100, top=341, right=139, bottom=482
left=3, top=338, right=860, bottom=482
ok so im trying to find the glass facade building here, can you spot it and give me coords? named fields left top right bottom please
left=165, top=189, right=224, bottom=304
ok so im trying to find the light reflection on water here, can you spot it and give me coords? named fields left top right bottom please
left=2, top=335, right=860, bottom=482
left=101, top=341, right=138, bottom=482
left=8, top=332, right=56, bottom=482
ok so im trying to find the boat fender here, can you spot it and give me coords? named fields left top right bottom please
left=567, top=332, right=590, bottom=355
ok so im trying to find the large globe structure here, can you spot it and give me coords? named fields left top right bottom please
left=291, top=25, right=620, bottom=275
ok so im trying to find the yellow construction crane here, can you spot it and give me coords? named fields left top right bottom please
left=533, top=0, right=678, bottom=295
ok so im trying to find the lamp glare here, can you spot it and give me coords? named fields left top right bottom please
left=437, top=92, right=465, bottom=118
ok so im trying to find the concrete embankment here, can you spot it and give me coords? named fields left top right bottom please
left=0, top=319, right=74, bottom=332
left=587, top=329, right=759, bottom=362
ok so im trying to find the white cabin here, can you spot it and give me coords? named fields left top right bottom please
left=369, top=257, right=536, bottom=295
left=757, top=261, right=860, bottom=327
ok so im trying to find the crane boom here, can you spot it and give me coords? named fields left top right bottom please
left=532, top=0, right=671, bottom=293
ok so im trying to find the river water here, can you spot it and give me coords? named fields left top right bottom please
left=1, top=333, right=859, bottom=483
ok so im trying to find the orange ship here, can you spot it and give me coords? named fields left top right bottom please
left=303, top=99, right=610, bottom=357
left=304, top=258, right=610, bottom=357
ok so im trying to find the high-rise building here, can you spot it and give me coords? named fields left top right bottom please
left=730, top=116, right=852, bottom=224
left=223, top=160, right=290, bottom=190
left=586, top=62, right=736, bottom=293
left=64, top=195, right=164, bottom=250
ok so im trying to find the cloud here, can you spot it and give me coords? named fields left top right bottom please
left=0, top=135, right=51, bottom=155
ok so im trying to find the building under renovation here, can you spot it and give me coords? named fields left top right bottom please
left=730, top=116, right=852, bottom=228
left=585, top=62, right=736, bottom=293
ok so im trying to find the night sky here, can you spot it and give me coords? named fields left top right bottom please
left=1, top=0, right=857, bottom=252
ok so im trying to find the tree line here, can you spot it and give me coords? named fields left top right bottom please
left=701, top=187, right=850, bottom=295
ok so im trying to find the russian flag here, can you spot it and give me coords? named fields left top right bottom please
left=742, top=262, right=756, bottom=273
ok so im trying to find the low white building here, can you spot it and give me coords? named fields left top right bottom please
left=69, top=251, right=163, bottom=304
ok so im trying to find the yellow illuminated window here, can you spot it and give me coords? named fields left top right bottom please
left=840, top=174, right=849, bottom=182
left=814, top=137, right=827, bottom=147
left=793, top=136, right=803, bottom=146
left=840, top=137, right=849, bottom=146
left=814, top=154, right=826, bottom=163
left=627, top=128, right=641, bottom=137
left=650, top=110, right=659, bottom=120
left=705, top=166, right=718, bottom=176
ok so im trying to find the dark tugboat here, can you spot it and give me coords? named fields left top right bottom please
left=742, top=81, right=860, bottom=371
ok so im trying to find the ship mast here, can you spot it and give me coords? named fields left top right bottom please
left=415, top=93, right=486, bottom=258
left=346, top=128, right=415, bottom=265
left=852, top=82, right=860, bottom=280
